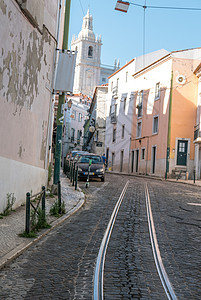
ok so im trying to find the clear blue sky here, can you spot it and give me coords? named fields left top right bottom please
left=68, top=0, right=201, bottom=68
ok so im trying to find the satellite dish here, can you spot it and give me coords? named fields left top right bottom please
left=176, top=75, right=186, bottom=85
left=89, top=126, right=95, bottom=133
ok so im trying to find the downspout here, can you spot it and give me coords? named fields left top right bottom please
left=45, top=0, right=63, bottom=171
left=165, top=70, right=173, bottom=179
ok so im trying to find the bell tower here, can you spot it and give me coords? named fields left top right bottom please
left=71, top=9, right=102, bottom=97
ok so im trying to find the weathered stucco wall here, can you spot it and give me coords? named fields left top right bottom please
left=0, top=0, right=58, bottom=212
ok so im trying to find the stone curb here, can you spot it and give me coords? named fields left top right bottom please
left=107, top=171, right=200, bottom=186
left=0, top=196, right=85, bottom=270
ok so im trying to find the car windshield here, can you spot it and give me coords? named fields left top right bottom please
left=79, top=155, right=103, bottom=164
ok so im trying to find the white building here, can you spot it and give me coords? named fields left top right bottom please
left=84, top=85, right=108, bottom=155
left=62, top=94, right=90, bottom=162
left=71, top=9, right=117, bottom=97
left=0, top=0, right=64, bottom=212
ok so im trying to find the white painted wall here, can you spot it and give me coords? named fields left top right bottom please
left=0, top=0, right=59, bottom=212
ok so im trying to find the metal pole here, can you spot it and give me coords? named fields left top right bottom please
left=75, top=166, right=78, bottom=190
left=25, top=192, right=31, bottom=234
left=72, top=163, right=75, bottom=186
left=53, top=0, right=71, bottom=185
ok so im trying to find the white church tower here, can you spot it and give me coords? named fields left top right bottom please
left=71, top=9, right=102, bottom=97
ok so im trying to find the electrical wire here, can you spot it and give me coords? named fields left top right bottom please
left=78, top=0, right=85, bottom=16
left=130, top=1, right=201, bottom=11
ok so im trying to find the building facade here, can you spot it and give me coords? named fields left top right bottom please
left=83, top=85, right=108, bottom=155
left=131, top=48, right=201, bottom=179
left=0, top=0, right=63, bottom=212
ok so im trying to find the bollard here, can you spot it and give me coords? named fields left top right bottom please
left=70, top=162, right=73, bottom=182
left=58, top=181, right=61, bottom=214
left=75, top=166, right=78, bottom=190
left=25, top=192, right=31, bottom=233
left=72, top=163, right=75, bottom=186
left=193, top=170, right=196, bottom=183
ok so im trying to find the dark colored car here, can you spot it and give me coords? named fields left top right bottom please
left=73, top=151, right=89, bottom=163
left=77, top=154, right=105, bottom=182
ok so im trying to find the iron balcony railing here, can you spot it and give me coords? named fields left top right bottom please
left=194, top=124, right=201, bottom=140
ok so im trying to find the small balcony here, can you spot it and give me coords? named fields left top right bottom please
left=194, top=124, right=201, bottom=143
left=112, top=86, right=118, bottom=99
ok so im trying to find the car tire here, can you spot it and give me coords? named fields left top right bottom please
left=101, top=177, right=105, bottom=182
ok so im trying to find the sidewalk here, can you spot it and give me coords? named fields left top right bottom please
left=0, top=172, right=85, bottom=270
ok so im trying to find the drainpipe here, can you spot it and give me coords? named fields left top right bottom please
left=165, top=70, right=173, bottom=179
left=53, top=0, right=71, bottom=184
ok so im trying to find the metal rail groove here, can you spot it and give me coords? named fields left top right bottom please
left=145, top=184, right=178, bottom=300
left=93, top=180, right=129, bottom=300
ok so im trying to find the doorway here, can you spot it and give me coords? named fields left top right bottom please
left=136, top=149, right=139, bottom=172
left=152, top=146, right=156, bottom=174
left=120, top=150, right=124, bottom=172
left=177, top=140, right=188, bottom=166
left=131, top=150, right=134, bottom=173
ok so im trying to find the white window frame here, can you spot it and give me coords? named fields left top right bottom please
left=155, top=82, right=160, bottom=100
left=152, top=115, right=159, bottom=135
left=137, top=90, right=143, bottom=118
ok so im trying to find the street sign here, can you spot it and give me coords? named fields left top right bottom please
left=115, top=1, right=130, bottom=13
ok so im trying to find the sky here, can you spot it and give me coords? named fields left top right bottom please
left=68, top=0, right=201, bottom=68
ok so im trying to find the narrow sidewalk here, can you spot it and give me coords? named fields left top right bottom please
left=0, top=172, right=85, bottom=270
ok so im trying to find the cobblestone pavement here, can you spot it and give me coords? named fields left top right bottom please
left=0, top=172, right=84, bottom=268
left=0, top=175, right=128, bottom=299
left=147, top=179, right=201, bottom=299
left=0, top=174, right=200, bottom=299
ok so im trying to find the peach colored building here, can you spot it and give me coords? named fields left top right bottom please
left=130, top=48, right=201, bottom=179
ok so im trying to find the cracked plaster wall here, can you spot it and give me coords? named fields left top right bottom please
left=0, top=0, right=58, bottom=211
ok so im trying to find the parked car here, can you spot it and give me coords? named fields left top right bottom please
left=77, top=153, right=105, bottom=182
left=73, top=151, right=89, bottom=163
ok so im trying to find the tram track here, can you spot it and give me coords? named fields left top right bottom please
left=94, top=179, right=178, bottom=300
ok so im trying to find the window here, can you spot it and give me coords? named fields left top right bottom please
left=88, top=46, right=93, bottom=58
left=122, top=125, right=125, bottom=139
left=72, top=110, right=76, bottom=120
left=126, top=71, right=128, bottom=82
left=71, top=128, right=75, bottom=142
left=116, top=78, right=119, bottom=93
left=141, top=148, right=145, bottom=160
left=113, top=127, right=116, bottom=142
left=102, top=77, right=106, bottom=83
left=123, top=97, right=127, bottom=112
left=136, top=121, right=142, bottom=138
left=137, top=90, right=143, bottom=117
left=153, top=116, right=159, bottom=134
left=77, top=130, right=80, bottom=144
left=155, top=82, right=160, bottom=100
left=78, top=113, right=82, bottom=122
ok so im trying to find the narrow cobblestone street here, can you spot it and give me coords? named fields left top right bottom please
left=0, top=174, right=200, bottom=299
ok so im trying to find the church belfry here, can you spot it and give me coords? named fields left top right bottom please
left=71, top=9, right=102, bottom=97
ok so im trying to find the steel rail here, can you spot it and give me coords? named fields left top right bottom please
left=93, top=180, right=129, bottom=300
left=145, top=184, right=178, bottom=300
